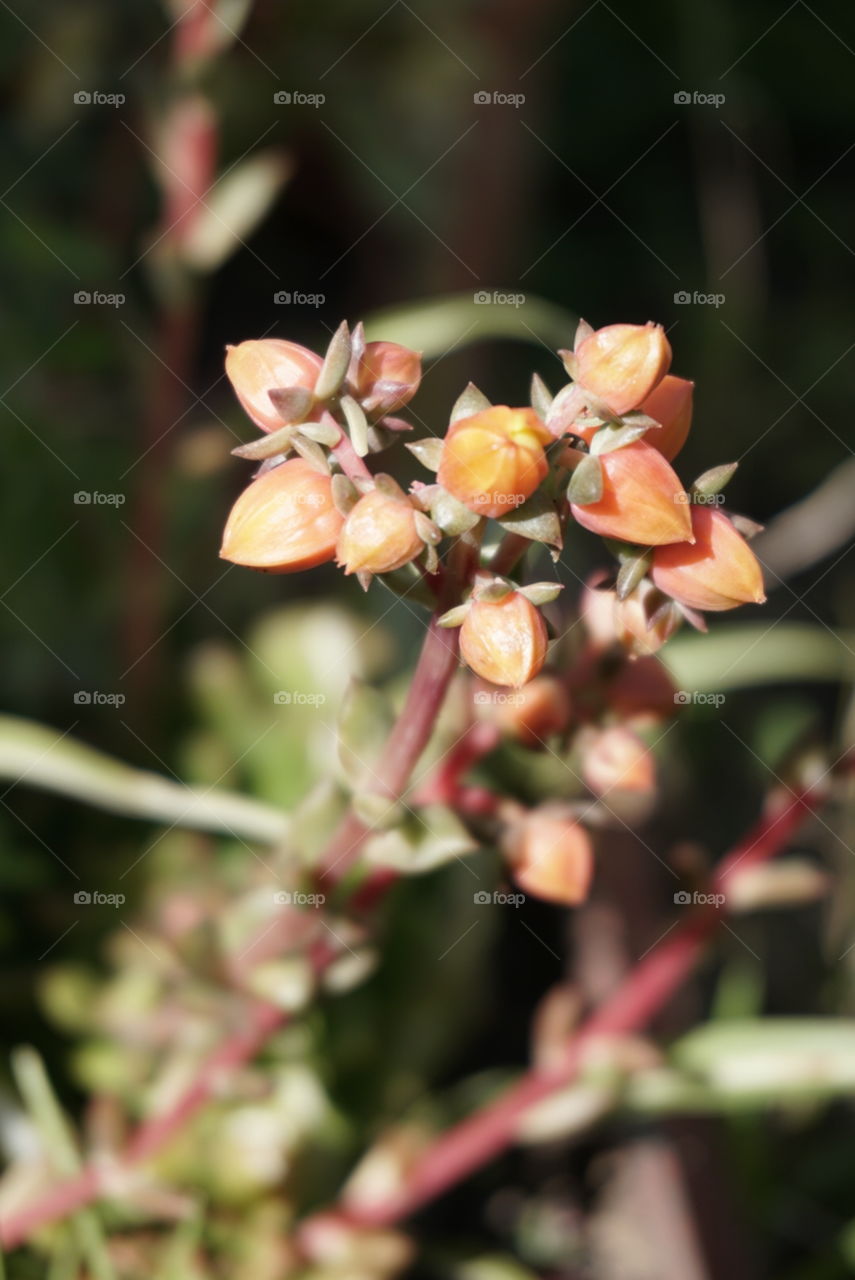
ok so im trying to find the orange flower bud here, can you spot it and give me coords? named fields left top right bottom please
left=579, top=576, right=620, bottom=648
left=460, top=590, right=548, bottom=688
left=354, top=341, right=422, bottom=413
left=336, top=485, right=424, bottom=575
left=220, top=457, right=343, bottom=573
left=475, top=674, right=571, bottom=746
left=614, top=581, right=681, bottom=656
left=570, top=440, right=693, bottom=546
left=640, top=374, right=694, bottom=461
left=575, top=322, right=671, bottom=416
left=582, top=726, right=655, bottom=795
left=225, top=339, right=323, bottom=433
left=437, top=406, right=551, bottom=519
left=651, top=506, right=766, bottom=611
left=508, top=809, right=594, bottom=906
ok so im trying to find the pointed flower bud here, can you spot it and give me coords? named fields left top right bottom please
left=225, top=339, right=323, bottom=433
left=475, top=674, right=571, bottom=747
left=437, top=406, right=551, bottom=519
left=507, top=808, right=594, bottom=906
left=570, top=440, right=693, bottom=546
left=336, top=480, right=426, bottom=575
left=582, top=726, right=655, bottom=795
left=220, top=457, right=343, bottom=573
left=651, top=506, right=767, bottom=611
left=460, top=586, right=549, bottom=688
left=640, top=374, right=694, bottom=461
left=353, top=341, right=422, bottom=413
left=575, top=322, right=672, bottom=416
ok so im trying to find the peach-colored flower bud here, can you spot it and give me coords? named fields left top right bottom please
left=508, top=809, right=594, bottom=906
left=640, top=375, right=694, bottom=461
left=614, top=581, right=681, bottom=656
left=651, top=506, right=766, bottom=611
left=437, top=406, right=551, bottom=519
left=570, top=440, right=693, bottom=546
left=476, top=674, right=571, bottom=746
left=354, top=341, right=422, bottom=413
left=579, top=576, right=620, bottom=648
left=607, top=655, right=678, bottom=724
left=336, top=486, right=424, bottom=575
left=220, top=457, right=343, bottom=573
left=582, top=726, right=655, bottom=795
left=575, top=323, right=672, bottom=416
left=225, top=339, right=323, bottom=433
left=460, top=590, right=548, bottom=688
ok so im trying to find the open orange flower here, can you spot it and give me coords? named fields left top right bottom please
left=438, top=406, right=551, bottom=518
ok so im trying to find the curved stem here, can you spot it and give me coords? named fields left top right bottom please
left=331, top=782, right=821, bottom=1227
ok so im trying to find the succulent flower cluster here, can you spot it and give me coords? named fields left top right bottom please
left=221, top=318, right=767, bottom=909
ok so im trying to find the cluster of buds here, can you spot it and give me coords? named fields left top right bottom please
left=220, top=316, right=768, bottom=911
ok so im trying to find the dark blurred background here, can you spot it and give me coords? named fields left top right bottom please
left=1, top=1, right=854, bottom=1275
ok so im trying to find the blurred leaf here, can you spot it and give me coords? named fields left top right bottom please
left=181, top=151, right=292, bottom=273
left=0, top=715, right=288, bottom=842
left=363, top=293, right=576, bottom=357
left=663, top=624, right=855, bottom=691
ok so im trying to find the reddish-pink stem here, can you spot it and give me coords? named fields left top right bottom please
left=332, top=784, right=820, bottom=1228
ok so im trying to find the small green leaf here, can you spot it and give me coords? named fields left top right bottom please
left=314, top=320, right=352, bottom=400
left=590, top=418, right=657, bottom=455
left=530, top=372, right=553, bottom=419
left=567, top=454, right=603, bottom=506
left=497, top=489, right=562, bottom=547
left=431, top=488, right=482, bottom=535
left=406, top=437, right=444, bottom=471
left=616, top=551, right=652, bottom=599
left=298, top=419, right=340, bottom=447
left=291, top=434, right=330, bottom=474
left=267, top=386, right=313, bottom=423
left=336, top=679, right=395, bottom=790
left=438, top=603, right=471, bottom=628
left=364, top=806, right=478, bottom=873
left=519, top=581, right=564, bottom=606
left=691, top=462, right=738, bottom=498
left=450, top=382, right=491, bottom=423
left=231, top=422, right=295, bottom=460
left=340, top=394, right=369, bottom=457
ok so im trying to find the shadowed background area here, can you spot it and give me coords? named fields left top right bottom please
left=1, top=1, right=854, bottom=1276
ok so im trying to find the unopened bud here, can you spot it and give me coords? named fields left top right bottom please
left=570, top=440, right=693, bottom=546
left=651, top=506, right=766, bottom=611
left=575, top=322, right=672, bottom=416
left=354, top=341, right=422, bottom=413
left=614, top=580, right=682, bottom=656
left=640, top=374, right=694, bottom=461
left=220, top=457, right=343, bottom=572
left=507, top=808, right=594, bottom=906
left=336, top=481, right=425, bottom=575
left=225, top=339, right=322, bottom=433
left=438, top=406, right=551, bottom=519
left=476, top=674, right=571, bottom=746
left=460, top=588, right=549, bottom=688
left=582, top=726, right=655, bottom=795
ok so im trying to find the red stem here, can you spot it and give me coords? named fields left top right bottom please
left=333, top=783, right=820, bottom=1228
